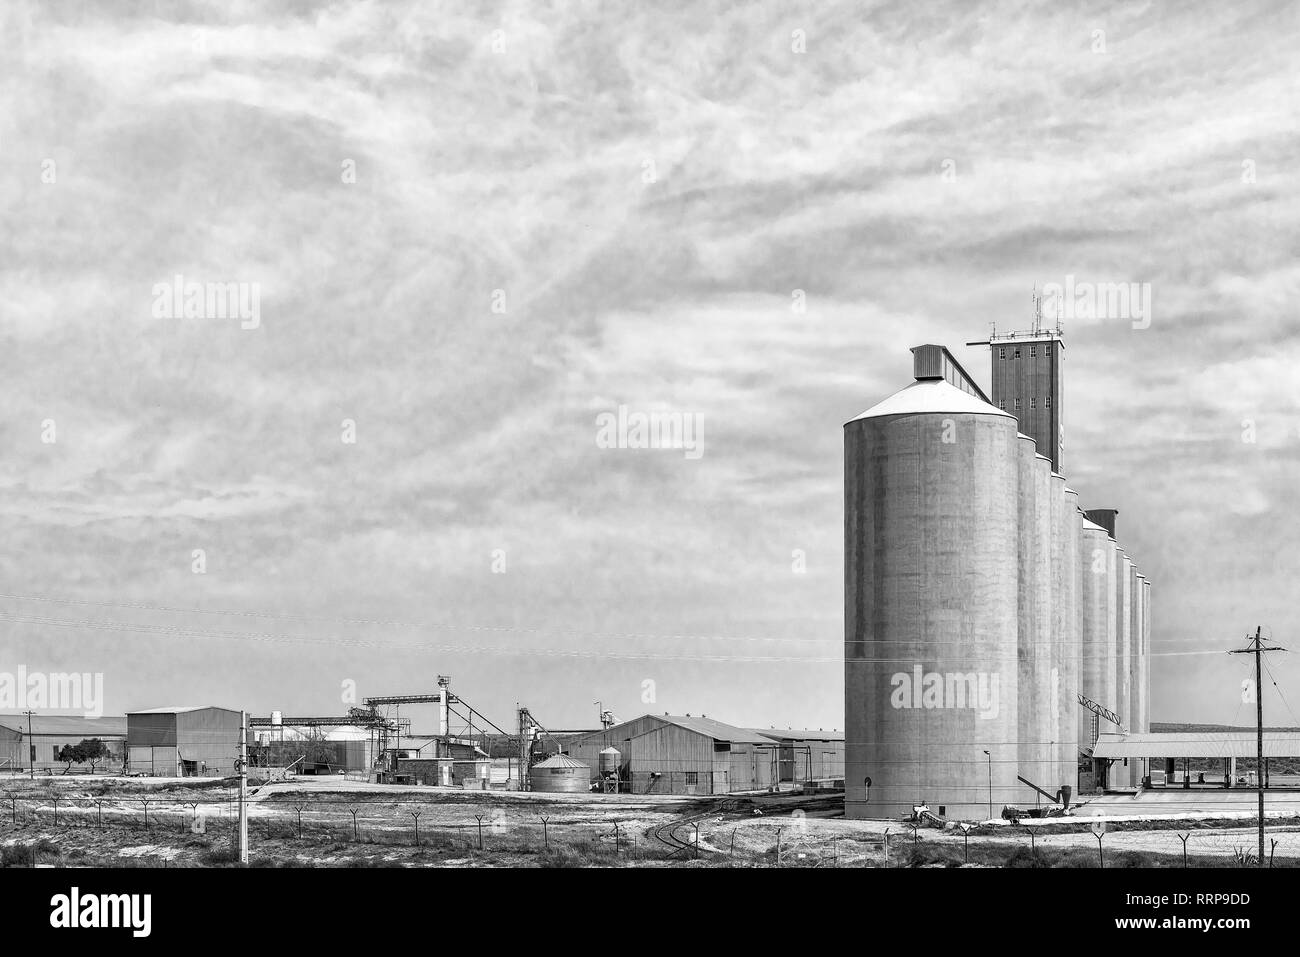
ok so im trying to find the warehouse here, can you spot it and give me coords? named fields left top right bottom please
left=845, top=329, right=1152, bottom=821
left=752, top=729, right=845, bottom=784
left=0, top=714, right=127, bottom=774
left=126, top=706, right=243, bottom=777
left=566, top=714, right=778, bottom=794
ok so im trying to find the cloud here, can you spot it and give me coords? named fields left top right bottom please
left=0, top=0, right=1296, bottom=729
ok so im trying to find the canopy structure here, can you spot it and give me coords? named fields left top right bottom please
left=1093, top=731, right=1300, bottom=761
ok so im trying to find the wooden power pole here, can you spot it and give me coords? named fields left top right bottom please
left=238, top=710, right=249, bottom=866
left=1229, top=627, right=1284, bottom=867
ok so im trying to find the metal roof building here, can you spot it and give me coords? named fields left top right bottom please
left=565, top=714, right=779, bottom=795
left=0, top=714, right=128, bottom=774
left=126, top=706, right=243, bottom=778
left=751, top=729, right=845, bottom=784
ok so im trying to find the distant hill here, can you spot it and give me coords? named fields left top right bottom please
left=1152, top=723, right=1300, bottom=734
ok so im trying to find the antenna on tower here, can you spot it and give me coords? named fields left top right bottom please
left=1032, top=284, right=1041, bottom=334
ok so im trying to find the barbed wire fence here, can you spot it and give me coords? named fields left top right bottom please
left=1, top=784, right=1298, bottom=867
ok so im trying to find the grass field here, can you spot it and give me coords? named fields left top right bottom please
left=3, top=774, right=1299, bottom=867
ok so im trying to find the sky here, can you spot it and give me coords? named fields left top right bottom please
left=1, top=0, right=1298, bottom=734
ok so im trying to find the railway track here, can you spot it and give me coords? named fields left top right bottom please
left=647, top=792, right=846, bottom=860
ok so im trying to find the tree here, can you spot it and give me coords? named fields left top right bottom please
left=54, top=739, right=111, bottom=774
left=82, top=739, right=110, bottom=772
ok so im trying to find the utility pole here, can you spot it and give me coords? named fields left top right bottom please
left=1229, top=627, right=1284, bottom=868
left=983, top=750, right=992, bottom=820
left=238, top=710, right=249, bottom=866
left=23, top=711, right=35, bottom=779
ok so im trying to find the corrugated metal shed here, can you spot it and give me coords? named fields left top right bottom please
left=1094, top=732, right=1300, bottom=760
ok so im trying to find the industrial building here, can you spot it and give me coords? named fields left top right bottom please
left=0, top=714, right=127, bottom=773
left=751, top=729, right=845, bottom=785
left=126, top=706, right=243, bottom=777
left=566, top=714, right=781, bottom=794
left=845, top=322, right=1152, bottom=820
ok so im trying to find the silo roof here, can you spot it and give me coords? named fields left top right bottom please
left=847, top=379, right=1013, bottom=423
left=532, top=754, right=590, bottom=769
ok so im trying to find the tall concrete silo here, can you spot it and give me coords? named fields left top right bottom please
left=1103, top=543, right=1121, bottom=722
left=1142, top=578, right=1152, bottom=733
left=1015, top=439, right=1053, bottom=802
left=1056, top=488, right=1083, bottom=793
left=1078, top=521, right=1114, bottom=755
left=845, top=377, right=1020, bottom=821
left=1138, top=566, right=1149, bottom=722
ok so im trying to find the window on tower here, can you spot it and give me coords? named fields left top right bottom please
left=998, top=347, right=1006, bottom=360
left=1013, top=348, right=1021, bottom=359
left=1030, top=345, right=1037, bottom=358
left=1030, top=397, right=1036, bottom=409
left=1045, top=395, right=1052, bottom=408
left=1045, top=344, right=1053, bottom=356
left=1014, top=398, right=1021, bottom=411
left=999, top=400, right=1006, bottom=410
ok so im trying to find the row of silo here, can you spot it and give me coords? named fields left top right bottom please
left=845, top=364, right=1153, bottom=820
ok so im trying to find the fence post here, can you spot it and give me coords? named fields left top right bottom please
left=96, top=799, right=103, bottom=829
left=294, top=804, right=306, bottom=840
left=1270, top=839, right=1278, bottom=869
left=612, top=823, right=620, bottom=856
left=1178, top=833, right=1189, bottom=868
left=775, top=826, right=782, bottom=866
left=476, top=814, right=484, bottom=850
left=349, top=806, right=359, bottom=842
left=540, top=816, right=549, bottom=849
left=141, top=798, right=151, bottom=831
left=411, top=810, right=422, bottom=847
left=52, top=796, right=58, bottom=828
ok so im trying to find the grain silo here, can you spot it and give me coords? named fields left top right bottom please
left=1078, top=521, right=1113, bottom=754
left=1015, top=438, right=1053, bottom=804
left=1142, top=578, right=1152, bottom=734
left=528, top=754, right=591, bottom=793
left=1050, top=481, right=1081, bottom=795
left=845, top=358, right=1020, bottom=821
left=1117, top=554, right=1134, bottom=785
left=1058, top=490, right=1083, bottom=792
